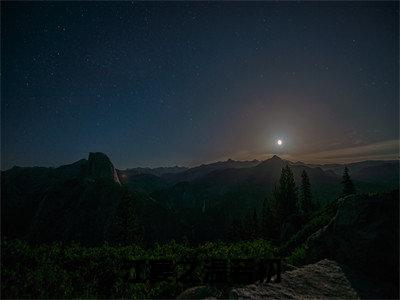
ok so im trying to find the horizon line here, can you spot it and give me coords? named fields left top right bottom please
left=2, top=153, right=399, bottom=172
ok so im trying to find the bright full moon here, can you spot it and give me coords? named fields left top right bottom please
left=277, top=139, right=283, bottom=146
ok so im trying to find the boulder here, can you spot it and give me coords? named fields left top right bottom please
left=177, top=285, right=223, bottom=299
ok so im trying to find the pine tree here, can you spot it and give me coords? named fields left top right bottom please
left=300, top=170, right=312, bottom=215
left=261, top=197, right=278, bottom=239
left=109, top=189, right=143, bottom=245
left=275, top=165, right=298, bottom=225
left=342, top=166, right=356, bottom=196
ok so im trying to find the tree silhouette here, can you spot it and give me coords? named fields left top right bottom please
left=261, top=197, right=278, bottom=239
left=275, top=165, right=298, bottom=226
left=341, top=166, right=356, bottom=196
left=108, top=189, right=143, bottom=245
left=299, top=170, right=312, bottom=215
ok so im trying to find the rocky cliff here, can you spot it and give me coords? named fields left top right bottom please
left=304, top=190, right=399, bottom=298
left=84, top=152, right=121, bottom=184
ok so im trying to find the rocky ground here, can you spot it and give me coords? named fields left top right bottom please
left=230, top=259, right=359, bottom=299
left=177, top=259, right=359, bottom=299
left=304, top=191, right=399, bottom=299
left=178, top=191, right=399, bottom=299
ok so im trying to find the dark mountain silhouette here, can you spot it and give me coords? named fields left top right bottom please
left=314, top=160, right=399, bottom=186
left=1, top=153, right=398, bottom=244
left=151, top=155, right=340, bottom=215
left=1, top=153, right=399, bottom=298
left=205, top=155, right=338, bottom=187
left=123, top=156, right=397, bottom=201
left=83, top=152, right=121, bottom=184
left=2, top=153, right=124, bottom=243
left=161, top=158, right=261, bottom=183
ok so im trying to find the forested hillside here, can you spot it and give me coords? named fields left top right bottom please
left=1, top=153, right=398, bottom=298
left=2, top=153, right=398, bottom=245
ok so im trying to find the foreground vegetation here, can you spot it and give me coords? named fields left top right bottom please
left=2, top=164, right=360, bottom=298
left=1, top=239, right=277, bottom=299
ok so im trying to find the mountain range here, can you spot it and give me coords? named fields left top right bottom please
left=1, top=152, right=398, bottom=245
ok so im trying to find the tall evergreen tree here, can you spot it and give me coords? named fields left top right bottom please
left=261, top=197, right=278, bottom=239
left=341, top=166, right=356, bottom=196
left=299, top=170, right=312, bottom=215
left=275, top=165, right=298, bottom=225
left=108, top=189, right=143, bottom=245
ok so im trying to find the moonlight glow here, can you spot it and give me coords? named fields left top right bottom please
left=1, top=3, right=397, bottom=169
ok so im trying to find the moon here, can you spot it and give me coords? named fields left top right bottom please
left=277, top=139, right=283, bottom=146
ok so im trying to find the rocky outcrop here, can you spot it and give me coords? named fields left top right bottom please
left=177, top=260, right=359, bottom=299
left=177, top=286, right=224, bottom=299
left=305, top=190, right=399, bottom=298
left=230, top=259, right=359, bottom=299
left=177, top=191, right=399, bottom=299
left=84, top=152, right=121, bottom=184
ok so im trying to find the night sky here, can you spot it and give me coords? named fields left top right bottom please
left=2, top=1, right=399, bottom=169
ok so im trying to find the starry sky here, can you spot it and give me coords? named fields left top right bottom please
left=2, top=1, right=399, bottom=169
